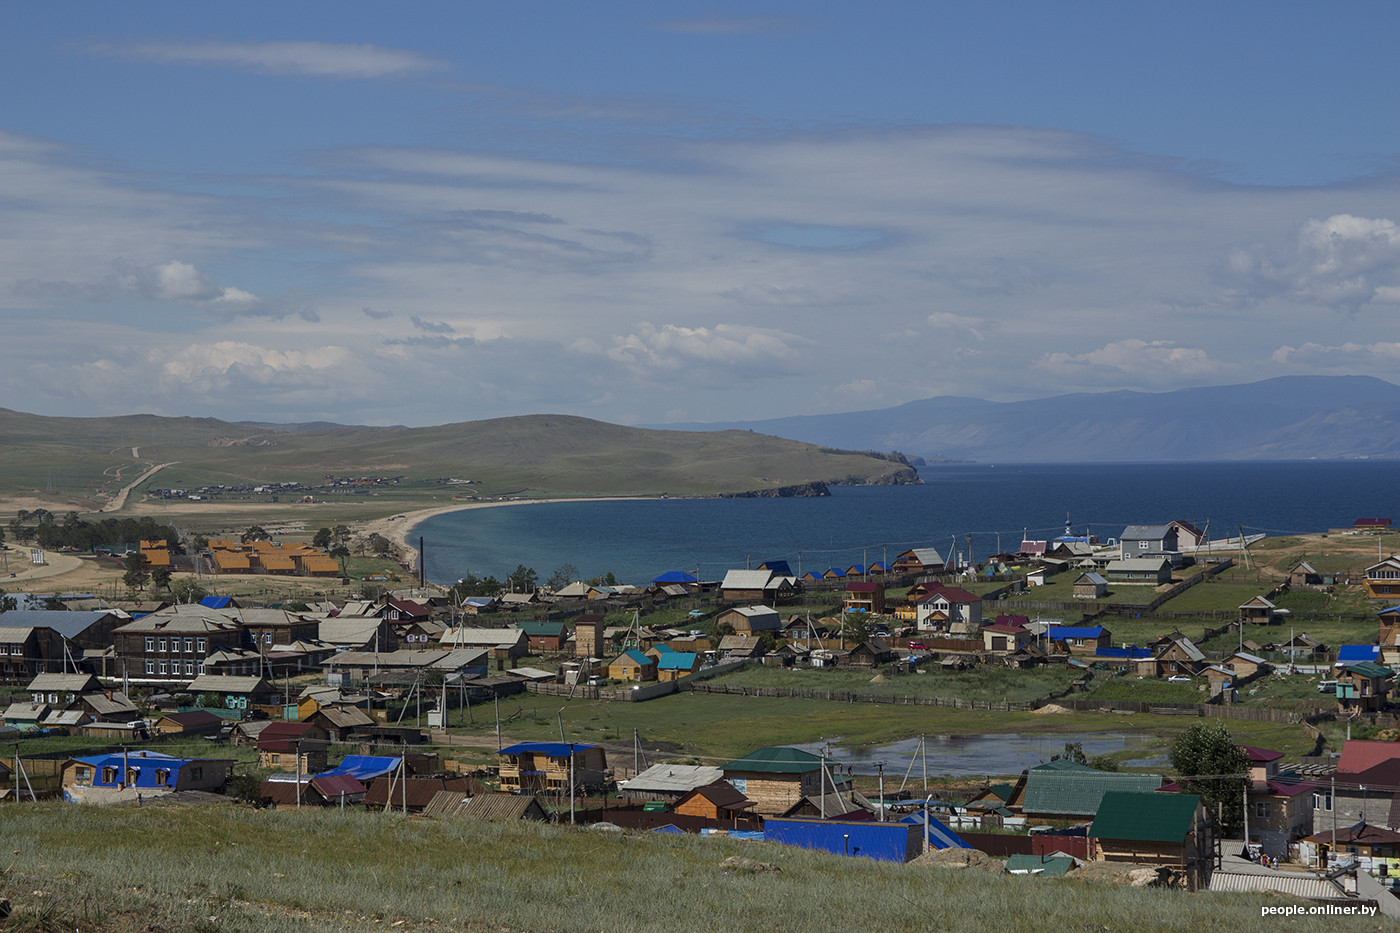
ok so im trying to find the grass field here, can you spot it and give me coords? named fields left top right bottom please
left=0, top=803, right=1380, bottom=933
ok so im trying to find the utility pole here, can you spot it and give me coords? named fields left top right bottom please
left=878, top=761, right=885, bottom=822
left=295, top=740, right=302, bottom=809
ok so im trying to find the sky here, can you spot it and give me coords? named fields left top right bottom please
left=3, top=1, right=1400, bottom=428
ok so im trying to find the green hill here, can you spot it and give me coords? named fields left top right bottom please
left=0, top=408, right=918, bottom=508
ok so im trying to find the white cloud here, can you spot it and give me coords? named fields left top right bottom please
left=1224, top=214, right=1400, bottom=310
left=607, top=323, right=807, bottom=373
left=89, top=39, right=448, bottom=79
left=1272, top=341, right=1400, bottom=367
left=1036, top=339, right=1221, bottom=379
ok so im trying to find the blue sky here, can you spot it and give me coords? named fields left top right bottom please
left=3, top=2, right=1400, bottom=426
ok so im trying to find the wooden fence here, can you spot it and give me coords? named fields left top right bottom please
left=678, top=681, right=1036, bottom=711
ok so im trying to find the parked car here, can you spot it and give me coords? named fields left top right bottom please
left=1317, top=680, right=1339, bottom=693
left=1167, top=675, right=1192, bottom=684
left=907, top=641, right=927, bottom=650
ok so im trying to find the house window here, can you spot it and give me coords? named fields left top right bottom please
left=264, top=633, right=273, bottom=645
left=1254, top=801, right=1270, bottom=819
left=158, top=637, right=167, bottom=652
left=184, top=661, right=195, bottom=676
left=197, top=637, right=206, bottom=653
left=197, top=661, right=205, bottom=675
left=158, top=661, right=168, bottom=674
left=102, top=767, right=118, bottom=784
left=1315, top=792, right=1333, bottom=811
left=184, top=638, right=194, bottom=653
left=145, top=660, right=155, bottom=675
left=145, top=636, right=155, bottom=652
left=155, top=769, right=170, bottom=786
left=74, top=766, right=92, bottom=786
left=126, top=768, right=139, bottom=784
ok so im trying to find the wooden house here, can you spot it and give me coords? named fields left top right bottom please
left=61, top=750, right=234, bottom=801
left=1336, top=661, right=1394, bottom=712
left=517, top=621, right=568, bottom=653
left=844, top=581, right=885, bottom=614
left=837, top=639, right=896, bottom=669
left=1364, top=556, right=1400, bottom=600
left=1237, top=595, right=1280, bottom=626
left=497, top=742, right=606, bottom=794
left=1305, top=824, right=1400, bottom=868
left=257, top=722, right=331, bottom=773
left=657, top=652, right=701, bottom=681
left=673, top=781, right=756, bottom=822
left=1104, top=557, right=1172, bottom=585
left=721, top=746, right=830, bottom=816
left=1044, top=625, right=1111, bottom=656
left=719, top=570, right=794, bottom=606
left=573, top=614, right=605, bottom=658
left=1135, top=635, right=1205, bottom=679
left=891, top=548, right=945, bottom=574
left=304, top=705, right=375, bottom=742
left=1378, top=605, right=1400, bottom=653
left=1090, top=791, right=1212, bottom=891
left=153, top=710, right=225, bottom=737
left=1223, top=651, right=1269, bottom=680
left=1072, top=572, right=1107, bottom=599
left=716, top=605, right=781, bottom=633
left=423, top=791, right=551, bottom=821
left=608, top=650, right=657, bottom=682
left=983, top=622, right=1032, bottom=653
left=1288, top=562, right=1323, bottom=587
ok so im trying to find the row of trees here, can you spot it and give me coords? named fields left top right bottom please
left=447, top=563, right=622, bottom=601
left=6, top=511, right=179, bottom=553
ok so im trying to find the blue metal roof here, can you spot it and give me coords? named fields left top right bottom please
left=499, top=742, right=597, bottom=757
left=1047, top=626, right=1104, bottom=640
left=652, top=570, right=698, bottom=584
left=657, top=652, right=698, bottom=670
left=317, top=755, right=403, bottom=782
left=1337, top=645, right=1381, bottom=663
left=900, top=810, right=973, bottom=850
left=200, top=596, right=234, bottom=608
left=72, top=751, right=202, bottom=789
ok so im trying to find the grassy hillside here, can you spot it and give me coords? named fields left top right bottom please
left=0, top=802, right=1380, bottom=933
left=0, top=408, right=917, bottom=508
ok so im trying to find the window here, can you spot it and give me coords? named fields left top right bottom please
left=196, top=637, right=206, bottom=653
left=184, top=660, right=194, bottom=676
left=155, top=769, right=170, bottom=787
left=1315, top=792, right=1333, bottom=811
left=101, top=767, right=118, bottom=784
left=197, top=661, right=205, bottom=675
left=158, top=637, right=167, bottom=652
left=1254, top=801, right=1271, bottom=819
left=145, top=636, right=155, bottom=652
left=145, top=660, right=155, bottom=674
left=158, top=661, right=168, bottom=674
left=264, top=632, right=273, bottom=645
left=184, top=637, right=194, bottom=653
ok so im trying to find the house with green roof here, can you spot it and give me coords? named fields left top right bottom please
left=1090, top=791, right=1211, bottom=890
left=1337, top=660, right=1395, bottom=712
left=722, top=746, right=832, bottom=816
left=1020, top=760, right=1164, bottom=820
left=516, top=621, right=568, bottom=653
left=606, top=650, right=656, bottom=682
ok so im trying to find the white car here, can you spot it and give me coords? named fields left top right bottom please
left=1167, top=675, right=1193, bottom=684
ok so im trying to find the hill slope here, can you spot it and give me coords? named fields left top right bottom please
left=0, top=409, right=918, bottom=506
left=661, top=375, right=1400, bottom=462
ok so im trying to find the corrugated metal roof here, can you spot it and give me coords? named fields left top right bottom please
left=1207, top=871, right=1345, bottom=899
left=623, top=764, right=724, bottom=794
left=1023, top=768, right=1163, bottom=817
left=724, top=746, right=824, bottom=774
left=1090, top=791, right=1199, bottom=842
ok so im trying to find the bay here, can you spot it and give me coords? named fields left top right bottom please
left=417, top=460, right=1400, bottom=586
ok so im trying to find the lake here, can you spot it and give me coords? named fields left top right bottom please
left=416, top=460, right=1400, bottom=585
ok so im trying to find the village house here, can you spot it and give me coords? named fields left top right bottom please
left=61, top=750, right=234, bottom=803
left=1044, top=625, right=1111, bottom=656
left=1378, top=605, right=1400, bottom=661
left=0, top=610, right=125, bottom=680
left=844, top=580, right=885, bottom=614
left=721, top=746, right=832, bottom=816
left=153, top=709, right=225, bottom=738
left=1312, top=741, right=1400, bottom=834
left=1072, top=572, right=1108, bottom=599
left=111, top=610, right=247, bottom=686
left=672, top=781, right=756, bottom=823
left=620, top=763, right=724, bottom=801
left=914, top=584, right=982, bottom=635
left=1304, top=823, right=1400, bottom=869
left=437, top=627, right=528, bottom=660
left=1237, top=595, right=1283, bottom=626
left=716, top=605, right=782, bottom=634
left=891, top=547, right=945, bottom=575
left=257, top=722, right=331, bottom=774
left=1134, top=634, right=1206, bottom=679
left=982, top=621, right=1032, bottom=653
left=719, top=569, right=795, bottom=606
left=1118, top=524, right=1180, bottom=561
left=497, top=742, right=607, bottom=794
left=1019, top=759, right=1164, bottom=820
left=1090, top=791, right=1212, bottom=891
left=608, top=650, right=657, bottom=682
left=516, top=621, right=568, bottom=653
left=1336, top=661, right=1394, bottom=712
left=657, top=652, right=701, bottom=681
left=1104, top=557, right=1173, bottom=586
left=1365, top=556, right=1400, bottom=600
left=1241, top=746, right=1316, bottom=856
left=1288, top=561, right=1324, bottom=587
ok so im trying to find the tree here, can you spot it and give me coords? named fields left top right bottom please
left=122, top=553, right=151, bottom=594
left=1169, top=721, right=1252, bottom=835
left=1055, top=741, right=1089, bottom=765
left=585, top=571, right=617, bottom=587
left=0, top=588, right=14, bottom=613
left=548, top=564, right=578, bottom=589
left=241, top=525, right=270, bottom=543
left=507, top=564, right=538, bottom=593
left=367, top=533, right=393, bottom=556
left=169, top=577, right=208, bottom=605
left=312, top=527, right=333, bottom=550
left=840, top=611, right=870, bottom=646
left=329, top=544, right=351, bottom=575
left=151, top=566, right=173, bottom=592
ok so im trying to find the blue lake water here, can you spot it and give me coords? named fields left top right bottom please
left=416, top=461, right=1400, bottom=585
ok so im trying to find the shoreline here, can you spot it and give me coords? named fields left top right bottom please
left=363, top=496, right=662, bottom=581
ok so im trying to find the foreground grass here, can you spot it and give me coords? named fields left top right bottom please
left=0, top=803, right=1387, bottom=933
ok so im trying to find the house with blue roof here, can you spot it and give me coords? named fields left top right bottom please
left=61, top=750, right=234, bottom=802
left=315, top=755, right=403, bottom=784
left=1337, top=645, right=1382, bottom=668
left=608, top=649, right=657, bottom=682
left=498, top=742, right=607, bottom=793
left=1044, top=625, right=1111, bottom=656
left=657, top=652, right=701, bottom=681
left=651, top=570, right=698, bottom=585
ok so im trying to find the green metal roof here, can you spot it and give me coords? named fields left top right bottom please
left=1349, top=661, right=1394, bottom=679
left=518, top=621, right=565, bottom=637
left=723, top=746, right=824, bottom=774
left=1090, top=791, right=1200, bottom=843
left=1022, top=768, right=1163, bottom=817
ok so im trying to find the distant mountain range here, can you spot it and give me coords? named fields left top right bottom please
left=660, top=376, right=1400, bottom=462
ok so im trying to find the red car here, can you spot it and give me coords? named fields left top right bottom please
left=907, top=641, right=926, bottom=650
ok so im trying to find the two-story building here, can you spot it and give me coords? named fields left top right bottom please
left=915, top=585, right=982, bottom=636
left=112, top=612, right=247, bottom=686
left=497, top=742, right=607, bottom=794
